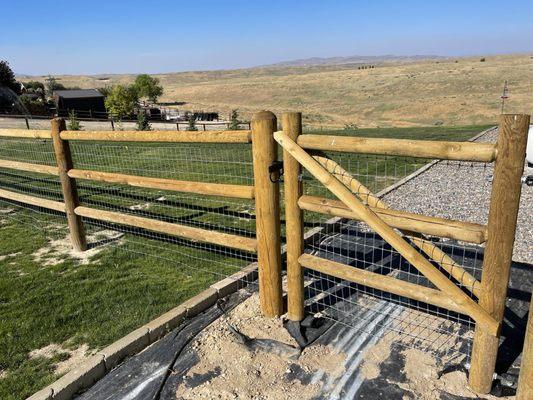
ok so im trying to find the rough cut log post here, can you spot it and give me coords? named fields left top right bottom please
left=252, top=111, right=283, bottom=317
left=51, top=118, right=87, bottom=252
left=469, top=114, right=530, bottom=393
left=283, top=112, right=305, bottom=321
left=517, top=298, right=533, bottom=400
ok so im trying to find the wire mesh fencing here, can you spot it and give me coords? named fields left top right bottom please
left=0, top=133, right=260, bottom=296
left=299, top=149, right=493, bottom=362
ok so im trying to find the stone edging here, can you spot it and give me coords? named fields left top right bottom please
left=26, top=263, right=258, bottom=400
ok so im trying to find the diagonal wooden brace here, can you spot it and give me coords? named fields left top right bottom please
left=313, top=155, right=482, bottom=298
left=274, top=131, right=499, bottom=336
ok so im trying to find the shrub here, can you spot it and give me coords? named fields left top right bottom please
left=67, top=110, right=82, bottom=130
left=187, top=114, right=197, bottom=131
left=480, top=58, right=486, bottom=62
left=344, top=123, right=358, bottom=130
left=229, top=109, right=240, bottom=130
left=136, top=112, right=151, bottom=131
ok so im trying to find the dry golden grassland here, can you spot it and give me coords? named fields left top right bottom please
left=31, top=54, right=533, bottom=128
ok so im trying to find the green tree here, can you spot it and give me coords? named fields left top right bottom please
left=104, top=84, right=139, bottom=119
left=187, top=114, right=197, bottom=131
left=133, top=74, right=163, bottom=103
left=0, top=60, right=21, bottom=95
left=136, top=112, right=151, bottom=131
left=229, top=109, right=240, bottom=130
left=67, top=110, right=82, bottom=131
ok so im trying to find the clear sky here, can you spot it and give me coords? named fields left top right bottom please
left=3, top=0, right=533, bottom=75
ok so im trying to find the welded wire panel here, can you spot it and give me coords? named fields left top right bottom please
left=301, top=151, right=488, bottom=361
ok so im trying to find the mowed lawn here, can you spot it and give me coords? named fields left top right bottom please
left=0, top=124, right=491, bottom=399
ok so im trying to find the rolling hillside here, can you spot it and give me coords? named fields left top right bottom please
left=22, top=54, right=533, bottom=128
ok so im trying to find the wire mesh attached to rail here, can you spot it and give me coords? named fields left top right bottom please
left=299, top=139, right=495, bottom=363
left=0, top=133, right=259, bottom=299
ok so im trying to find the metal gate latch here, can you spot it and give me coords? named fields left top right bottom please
left=269, top=161, right=284, bottom=183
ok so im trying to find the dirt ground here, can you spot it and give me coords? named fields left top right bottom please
left=175, top=293, right=346, bottom=400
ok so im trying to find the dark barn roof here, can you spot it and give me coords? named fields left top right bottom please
left=54, top=89, right=104, bottom=99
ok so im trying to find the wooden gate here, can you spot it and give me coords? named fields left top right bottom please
left=270, top=112, right=529, bottom=394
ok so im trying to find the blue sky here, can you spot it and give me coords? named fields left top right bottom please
left=3, top=0, right=533, bottom=75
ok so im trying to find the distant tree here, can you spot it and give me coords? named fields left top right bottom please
left=229, top=109, right=240, bottom=130
left=67, top=110, right=82, bottom=130
left=187, top=114, right=197, bottom=131
left=480, top=58, right=486, bottom=62
left=133, top=74, right=163, bottom=103
left=0, top=60, right=21, bottom=95
left=97, top=85, right=112, bottom=98
left=104, top=84, right=139, bottom=119
left=45, top=75, right=66, bottom=98
left=136, top=111, right=151, bottom=131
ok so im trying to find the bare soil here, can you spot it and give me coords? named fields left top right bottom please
left=175, top=293, right=346, bottom=400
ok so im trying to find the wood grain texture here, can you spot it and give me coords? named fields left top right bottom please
left=469, top=114, right=530, bottom=393
left=298, top=134, right=497, bottom=162
left=0, top=128, right=52, bottom=139
left=299, top=195, right=487, bottom=244
left=274, top=130, right=499, bottom=336
left=74, top=206, right=257, bottom=253
left=282, top=112, right=305, bottom=321
left=0, top=159, right=59, bottom=176
left=68, top=169, right=254, bottom=199
left=51, top=118, right=87, bottom=252
left=0, top=188, right=65, bottom=212
left=60, top=130, right=252, bottom=143
left=299, top=254, right=466, bottom=315
left=311, top=156, right=483, bottom=297
left=252, top=111, right=283, bottom=317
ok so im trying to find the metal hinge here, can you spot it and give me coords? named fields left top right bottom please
left=269, top=161, right=284, bottom=183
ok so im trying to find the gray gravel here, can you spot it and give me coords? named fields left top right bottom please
left=383, top=128, right=532, bottom=264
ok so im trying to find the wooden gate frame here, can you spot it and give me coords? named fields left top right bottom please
left=274, top=112, right=529, bottom=394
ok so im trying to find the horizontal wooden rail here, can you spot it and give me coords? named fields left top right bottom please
left=299, top=254, right=466, bottom=315
left=74, top=206, right=257, bottom=253
left=0, top=159, right=59, bottom=176
left=0, top=129, right=52, bottom=139
left=0, top=188, right=65, bottom=212
left=60, top=130, right=252, bottom=143
left=68, top=169, right=255, bottom=199
left=297, top=134, right=497, bottom=162
left=299, top=195, right=487, bottom=244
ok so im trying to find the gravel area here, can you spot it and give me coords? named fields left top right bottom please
left=383, top=128, right=532, bottom=264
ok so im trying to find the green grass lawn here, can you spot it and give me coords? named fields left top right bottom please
left=0, top=123, right=492, bottom=399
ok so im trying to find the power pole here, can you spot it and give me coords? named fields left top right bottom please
left=500, top=80, right=509, bottom=114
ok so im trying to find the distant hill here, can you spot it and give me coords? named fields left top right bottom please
left=261, top=55, right=447, bottom=68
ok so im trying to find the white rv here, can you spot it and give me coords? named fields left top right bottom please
left=524, top=126, right=533, bottom=186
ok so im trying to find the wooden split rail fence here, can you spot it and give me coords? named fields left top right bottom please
left=275, top=112, right=529, bottom=396
left=0, top=112, right=530, bottom=396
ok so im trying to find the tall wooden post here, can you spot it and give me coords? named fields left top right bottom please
left=469, top=114, right=530, bottom=393
left=51, top=118, right=87, bottom=252
left=517, top=299, right=533, bottom=400
left=252, top=111, right=283, bottom=317
left=282, top=112, right=305, bottom=321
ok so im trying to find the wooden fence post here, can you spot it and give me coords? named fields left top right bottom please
left=469, top=114, right=530, bottom=393
left=282, top=112, right=305, bottom=321
left=517, top=299, right=533, bottom=400
left=51, top=118, right=87, bottom=252
left=252, top=111, right=283, bottom=317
